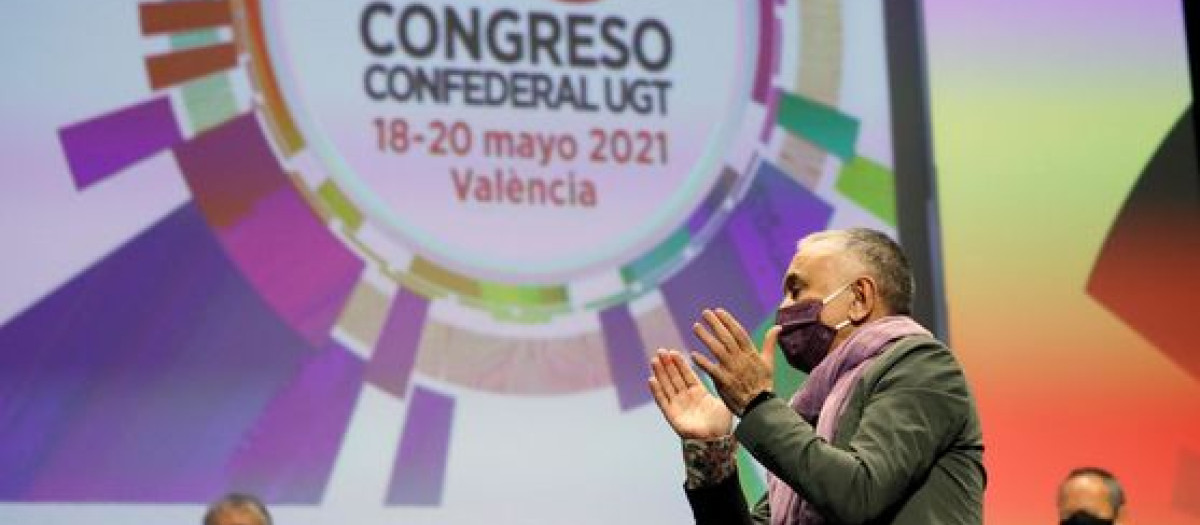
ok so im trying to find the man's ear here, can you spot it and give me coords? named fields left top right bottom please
left=849, top=277, right=877, bottom=323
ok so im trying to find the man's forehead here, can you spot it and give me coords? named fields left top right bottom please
left=1060, top=475, right=1109, bottom=499
left=789, top=237, right=843, bottom=274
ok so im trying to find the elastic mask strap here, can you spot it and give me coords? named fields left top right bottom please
left=821, top=281, right=854, bottom=305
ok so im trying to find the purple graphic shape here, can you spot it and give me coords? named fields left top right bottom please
left=366, top=287, right=429, bottom=399
left=725, top=160, right=834, bottom=315
left=386, top=386, right=455, bottom=506
left=600, top=304, right=652, bottom=411
left=224, top=343, right=365, bottom=503
left=58, top=97, right=183, bottom=189
left=753, top=0, right=779, bottom=103
left=0, top=204, right=331, bottom=502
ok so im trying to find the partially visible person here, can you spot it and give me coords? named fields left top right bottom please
left=203, top=492, right=273, bottom=525
left=648, top=228, right=985, bottom=524
left=1058, top=467, right=1127, bottom=525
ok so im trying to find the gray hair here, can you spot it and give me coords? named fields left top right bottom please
left=800, top=228, right=914, bottom=315
left=203, top=493, right=273, bottom=525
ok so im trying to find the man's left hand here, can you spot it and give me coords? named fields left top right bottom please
left=691, top=309, right=782, bottom=416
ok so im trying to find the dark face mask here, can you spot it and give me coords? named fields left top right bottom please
left=774, top=283, right=851, bottom=373
left=1060, top=510, right=1114, bottom=525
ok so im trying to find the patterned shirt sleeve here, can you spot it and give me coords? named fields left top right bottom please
left=682, top=435, right=738, bottom=489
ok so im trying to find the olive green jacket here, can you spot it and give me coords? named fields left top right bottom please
left=686, top=335, right=986, bottom=525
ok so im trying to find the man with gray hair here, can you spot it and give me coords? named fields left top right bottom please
left=203, top=492, right=272, bottom=525
left=648, top=227, right=986, bottom=524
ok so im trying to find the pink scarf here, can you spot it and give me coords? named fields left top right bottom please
left=767, top=316, right=931, bottom=525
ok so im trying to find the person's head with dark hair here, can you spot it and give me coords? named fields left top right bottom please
left=1058, top=467, right=1126, bottom=525
left=203, top=493, right=272, bottom=525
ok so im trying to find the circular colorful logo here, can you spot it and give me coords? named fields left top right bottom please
left=262, top=0, right=757, bottom=287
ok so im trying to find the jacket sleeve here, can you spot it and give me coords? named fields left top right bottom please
left=684, top=473, right=771, bottom=525
left=733, top=343, right=971, bottom=524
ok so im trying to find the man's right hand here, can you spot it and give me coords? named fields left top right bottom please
left=648, top=349, right=733, bottom=439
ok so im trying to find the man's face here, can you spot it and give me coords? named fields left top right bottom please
left=780, top=238, right=856, bottom=327
left=1058, top=475, right=1117, bottom=522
